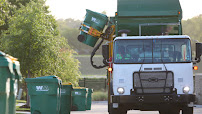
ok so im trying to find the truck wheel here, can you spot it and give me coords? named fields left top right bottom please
left=182, top=107, right=193, bottom=114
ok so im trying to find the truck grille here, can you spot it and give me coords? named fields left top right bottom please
left=133, top=71, right=174, bottom=94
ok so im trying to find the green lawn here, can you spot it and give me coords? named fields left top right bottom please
left=16, top=100, right=26, bottom=103
left=75, top=56, right=106, bottom=76
left=16, top=100, right=30, bottom=111
left=92, top=91, right=108, bottom=101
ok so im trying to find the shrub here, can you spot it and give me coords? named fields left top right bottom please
left=92, top=91, right=108, bottom=101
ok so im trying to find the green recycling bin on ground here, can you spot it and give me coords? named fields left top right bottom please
left=25, top=76, right=62, bottom=114
left=9, top=60, right=22, bottom=114
left=0, top=51, right=14, bottom=114
left=71, top=87, right=88, bottom=111
left=86, top=89, right=93, bottom=110
left=78, top=9, right=108, bottom=47
left=60, top=83, right=72, bottom=114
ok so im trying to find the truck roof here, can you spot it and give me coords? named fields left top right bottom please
left=114, top=35, right=190, bottom=41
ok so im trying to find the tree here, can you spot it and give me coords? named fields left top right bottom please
left=57, top=19, right=92, bottom=54
left=1, top=0, right=80, bottom=85
left=0, top=0, right=42, bottom=35
left=0, top=0, right=10, bottom=32
left=57, top=18, right=81, bottom=29
left=182, top=15, right=202, bottom=42
left=101, top=11, right=107, bottom=15
left=56, top=18, right=105, bottom=55
left=182, top=15, right=202, bottom=53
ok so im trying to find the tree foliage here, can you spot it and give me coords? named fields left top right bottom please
left=57, top=18, right=104, bottom=55
left=57, top=19, right=90, bottom=54
left=1, top=0, right=80, bottom=85
left=0, top=0, right=10, bottom=31
left=182, top=15, right=202, bottom=53
left=0, top=0, right=44, bottom=34
left=182, top=15, right=202, bottom=42
left=56, top=10, right=110, bottom=55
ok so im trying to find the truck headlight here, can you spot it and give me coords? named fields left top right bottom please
left=183, top=86, right=190, bottom=93
left=117, top=87, right=125, bottom=94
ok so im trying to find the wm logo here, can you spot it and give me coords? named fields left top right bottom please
left=36, top=86, right=49, bottom=91
left=91, top=17, right=100, bottom=24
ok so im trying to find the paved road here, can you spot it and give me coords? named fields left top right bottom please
left=16, top=101, right=202, bottom=114
left=71, top=101, right=202, bottom=114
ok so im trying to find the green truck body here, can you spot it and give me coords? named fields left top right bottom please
left=115, top=0, right=182, bottom=36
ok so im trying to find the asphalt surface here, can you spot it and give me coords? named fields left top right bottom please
left=16, top=101, right=202, bottom=114
left=71, top=101, right=202, bottom=114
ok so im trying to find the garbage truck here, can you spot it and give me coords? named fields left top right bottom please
left=78, top=0, right=202, bottom=114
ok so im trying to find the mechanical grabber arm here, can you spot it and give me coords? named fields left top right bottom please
left=78, top=23, right=115, bottom=69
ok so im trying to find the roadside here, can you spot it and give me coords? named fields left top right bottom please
left=16, top=111, right=30, bottom=114
left=71, top=101, right=202, bottom=114
left=16, top=100, right=30, bottom=114
left=16, top=101, right=202, bottom=114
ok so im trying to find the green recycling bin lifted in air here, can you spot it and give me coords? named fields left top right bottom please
left=0, top=51, right=15, bottom=114
left=25, top=76, right=62, bottom=114
left=60, top=83, right=73, bottom=114
left=71, top=87, right=88, bottom=111
left=78, top=9, right=108, bottom=47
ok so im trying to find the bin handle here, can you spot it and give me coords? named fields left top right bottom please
left=79, top=23, right=103, bottom=38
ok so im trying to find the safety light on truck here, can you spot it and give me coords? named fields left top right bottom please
left=108, top=67, right=113, bottom=72
left=193, top=66, right=198, bottom=70
left=117, top=87, right=125, bottom=94
left=183, top=86, right=190, bottom=94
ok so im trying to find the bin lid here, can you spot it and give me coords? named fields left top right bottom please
left=25, top=75, right=61, bottom=84
left=13, top=61, right=22, bottom=80
left=62, top=85, right=72, bottom=88
left=62, top=83, right=73, bottom=88
left=62, top=82, right=72, bottom=85
left=61, top=83, right=73, bottom=95
left=88, top=89, right=93, bottom=93
left=86, top=9, right=108, bottom=22
left=0, top=52, right=18, bottom=65
left=74, top=87, right=86, bottom=89
left=0, top=51, right=6, bottom=56
left=62, top=83, right=72, bottom=88
left=36, top=75, right=58, bottom=79
left=73, top=87, right=88, bottom=92
left=0, top=52, right=14, bottom=74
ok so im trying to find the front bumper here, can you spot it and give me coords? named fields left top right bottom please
left=111, top=94, right=195, bottom=104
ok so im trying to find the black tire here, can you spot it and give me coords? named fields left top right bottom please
left=182, top=107, right=193, bottom=114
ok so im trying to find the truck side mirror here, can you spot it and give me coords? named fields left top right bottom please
left=195, top=43, right=202, bottom=62
left=102, top=44, right=109, bottom=66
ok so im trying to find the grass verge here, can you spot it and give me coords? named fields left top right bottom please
left=16, top=106, right=30, bottom=111
left=16, top=100, right=26, bottom=103
left=92, top=91, right=108, bottom=101
left=16, top=100, right=30, bottom=111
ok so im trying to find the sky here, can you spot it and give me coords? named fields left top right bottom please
left=46, top=0, right=202, bottom=21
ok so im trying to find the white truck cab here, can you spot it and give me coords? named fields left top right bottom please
left=110, top=35, right=196, bottom=114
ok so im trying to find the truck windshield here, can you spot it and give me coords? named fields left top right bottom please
left=114, top=38, right=191, bottom=64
